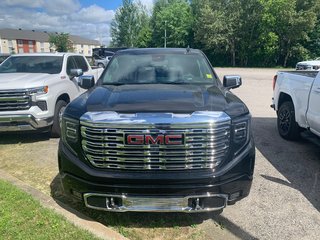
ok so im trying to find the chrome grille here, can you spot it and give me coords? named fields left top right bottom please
left=0, top=89, right=31, bottom=111
left=81, top=122, right=230, bottom=170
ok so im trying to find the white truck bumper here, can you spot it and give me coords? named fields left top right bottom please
left=0, top=114, right=53, bottom=132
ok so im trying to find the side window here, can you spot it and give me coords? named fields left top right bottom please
left=66, top=57, right=77, bottom=76
left=74, top=56, right=89, bottom=72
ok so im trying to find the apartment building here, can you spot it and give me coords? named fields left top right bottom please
left=0, top=28, right=100, bottom=56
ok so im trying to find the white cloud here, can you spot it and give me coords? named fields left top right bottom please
left=0, top=2, right=115, bottom=46
left=3, top=0, right=44, bottom=8
left=44, top=0, right=81, bottom=15
left=72, top=5, right=114, bottom=23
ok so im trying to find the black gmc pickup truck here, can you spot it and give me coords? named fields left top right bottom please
left=58, top=48, right=255, bottom=213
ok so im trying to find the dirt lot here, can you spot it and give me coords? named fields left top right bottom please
left=0, top=68, right=319, bottom=240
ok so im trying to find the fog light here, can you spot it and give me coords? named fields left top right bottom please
left=71, top=190, right=82, bottom=199
left=229, top=191, right=241, bottom=201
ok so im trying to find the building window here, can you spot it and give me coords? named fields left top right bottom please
left=17, top=40, right=23, bottom=46
left=18, top=48, right=24, bottom=53
left=29, top=40, right=33, bottom=46
left=40, top=42, right=44, bottom=48
left=81, top=44, right=84, bottom=48
left=29, top=49, right=34, bottom=53
left=41, top=48, right=45, bottom=52
left=88, top=50, right=91, bottom=55
left=8, top=40, right=13, bottom=48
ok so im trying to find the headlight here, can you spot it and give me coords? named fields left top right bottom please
left=61, top=116, right=79, bottom=156
left=232, top=115, right=251, bottom=155
left=27, top=86, right=48, bottom=95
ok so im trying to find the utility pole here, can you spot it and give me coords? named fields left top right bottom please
left=164, top=20, right=167, bottom=48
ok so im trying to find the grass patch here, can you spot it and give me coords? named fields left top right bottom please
left=0, top=180, right=99, bottom=240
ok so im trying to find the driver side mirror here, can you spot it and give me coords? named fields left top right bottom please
left=69, top=69, right=83, bottom=79
left=223, top=75, right=242, bottom=89
left=78, top=75, right=95, bottom=89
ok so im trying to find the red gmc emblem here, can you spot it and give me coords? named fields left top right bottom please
left=125, top=134, right=184, bottom=145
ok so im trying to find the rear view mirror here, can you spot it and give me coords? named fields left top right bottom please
left=70, top=69, right=83, bottom=79
left=78, top=75, right=95, bottom=89
left=223, top=75, right=242, bottom=89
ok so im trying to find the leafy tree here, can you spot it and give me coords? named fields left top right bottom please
left=192, top=0, right=267, bottom=66
left=260, top=0, right=317, bottom=67
left=48, top=33, right=74, bottom=52
left=110, top=0, right=151, bottom=47
left=151, top=0, right=193, bottom=48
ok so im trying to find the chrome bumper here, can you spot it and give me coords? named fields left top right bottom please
left=0, top=114, right=53, bottom=132
left=83, top=193, right=228, bottom=212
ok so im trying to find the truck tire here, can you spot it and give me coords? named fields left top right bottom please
left=98, top=63, right=105, bottom=68
left=51, top=100, right=67, bottom=138
left=277, top=101, right=301, bottom=140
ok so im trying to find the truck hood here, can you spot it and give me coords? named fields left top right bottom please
left=65, top=84, right=249, bottom=119
left=297, top=60, right=320, bottom=65
left=0, top=73, right=54, bottom=90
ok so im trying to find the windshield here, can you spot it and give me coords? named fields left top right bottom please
left=102, top=53, right=218, bottom=85
left=0, top=56, right=63, bottom=74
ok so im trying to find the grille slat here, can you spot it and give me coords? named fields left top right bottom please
left=0, top=90, right=31, bottom=111
left=81, top=123, right=230, bottom=170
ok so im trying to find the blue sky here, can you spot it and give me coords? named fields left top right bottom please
left=0, top=0, right=153, bottom=45
left=80, top=0, right=123, bottom=10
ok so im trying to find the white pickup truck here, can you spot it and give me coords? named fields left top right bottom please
left=271, top=71, right=320, bottom=141
left=0, top=53, right=103, bottom=137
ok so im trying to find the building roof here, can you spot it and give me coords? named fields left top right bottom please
left=0, top=28, right=49, bottom=42
left=0, top=28, right=100, bottom=45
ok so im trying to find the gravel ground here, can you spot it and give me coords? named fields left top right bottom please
left=0, top=68, right=319, bottom=239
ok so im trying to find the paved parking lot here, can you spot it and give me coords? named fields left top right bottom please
left=0, top=68, right=319, bottom=239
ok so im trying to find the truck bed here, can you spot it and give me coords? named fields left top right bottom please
left=278, top=70, right=318, bottom=78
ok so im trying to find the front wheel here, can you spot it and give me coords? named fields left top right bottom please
left=51, top=100, right=67, bottom=138
left=97, top=63, right=105, bottom=68
left=277, top=101, right=301, bottom=140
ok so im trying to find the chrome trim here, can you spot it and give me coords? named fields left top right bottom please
left=83, top=193, right=228, bottom=212
left=80, top=111, right=231, bottom=170
left=80, top=111, right=231, bottom=128
left=0, top=89, right=31, bottom=111
left=0, top=114, right=53, bottom=131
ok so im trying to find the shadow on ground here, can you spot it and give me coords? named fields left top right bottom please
left=253, top=117, right=320, bottom=212
left=50, top=174, right=257, bottom=239
left=0, top=132, right=50, bottom=144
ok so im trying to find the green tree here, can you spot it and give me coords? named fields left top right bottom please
left=151, top=0, right=193, bottom=48
left=48, top=33, right=74, bottom=52
left=110, top=0, right=151, bottom=47
left=259, top=0, right=317, bottom=67
left=192, top=0, right=264, bottom=66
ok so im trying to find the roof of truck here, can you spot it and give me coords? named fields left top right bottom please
left=116, top=48, right=203, bottom=55
left=10, top=52, right=84, bottom=57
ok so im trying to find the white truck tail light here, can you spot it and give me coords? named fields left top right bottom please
left=272, top=75, right=278, bottom=90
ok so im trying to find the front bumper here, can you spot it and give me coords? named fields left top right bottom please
left=58, top=138, right=255, bottom=212
left=0, top=114, right=53, bottom=132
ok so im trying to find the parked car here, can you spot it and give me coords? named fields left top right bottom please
left=296, top=58, right=320, bottom=70
left=0, top=53, right=10, bottom=64
left=58, top=48, right=255, bottom=213
left=0, top=53, right=103, bottom=137
left=94, top=55, right=113, bottom=68
left=271, top=70, right=320, bottom=140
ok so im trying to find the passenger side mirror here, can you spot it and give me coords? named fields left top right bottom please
left=78, top=75, right=95, bottom=89
left=223, top=75, right=242, bottom=89
left=70, top=69, right=83, bottom=79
